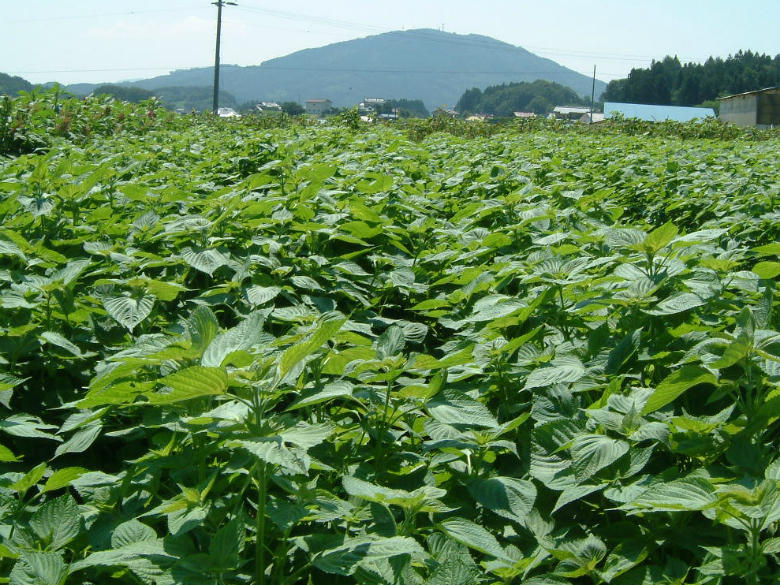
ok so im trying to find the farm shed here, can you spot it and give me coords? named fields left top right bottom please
left=305, top=99, right=332, bottom=116
left=604, top=102, right=715, bottom=122
left=718, top=87, right=780, bottom=128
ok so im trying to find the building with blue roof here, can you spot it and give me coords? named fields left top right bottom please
left=604, top=102, right=715, bottom=122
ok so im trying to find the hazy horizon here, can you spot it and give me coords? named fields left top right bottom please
left=2, top=0, right=779, bottom=87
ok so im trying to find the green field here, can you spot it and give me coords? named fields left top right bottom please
left=1, top=93, right=779, bottom=585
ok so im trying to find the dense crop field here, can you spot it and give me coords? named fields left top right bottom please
left=0, top=93, right=779, bottom=585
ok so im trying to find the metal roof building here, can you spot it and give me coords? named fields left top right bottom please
left=718, top=87, right=779, bottom=128
left=604, top=102, right=715, bottom=122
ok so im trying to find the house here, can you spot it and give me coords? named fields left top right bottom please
left=466, top=114, right=494, bottom=122
left=513, top=112, right=537, bottom=118
left=256, top=101, right=282, bottom=114
left=216, top=107, right=240, bottom=118
left=359, top=98, right=386, bottom=112
left=579, top=112, right=605, bottom=124
left=604, top=102, right=715, bottom=122
left=305, top=99, right=332, bottom=116
left=718, top=87, right=780, bottom=128
left=552, top=106, right=591, bottom=119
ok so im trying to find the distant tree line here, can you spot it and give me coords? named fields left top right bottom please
left=455, top=80, right=586, bottom=117
left=603, top=51, right=780, bottom=108
left=91, top=84, right=238, bottom=112
left=371, top=99, right=430, bottom=118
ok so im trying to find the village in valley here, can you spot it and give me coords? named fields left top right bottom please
left=215, top=87, right=779, bottom=129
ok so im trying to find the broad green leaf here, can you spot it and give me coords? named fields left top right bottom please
left=439, top=518, right=511, bottom=562
left=42, top=467, right=89, bottom=493
left=427, top=389, right=498, bottom=428
left=376, top=324, right=405, bottom=359
left=287, top=380, right=355, bottom=410
left=0, top=442, right=18, bottom=462
left=642, top=222, right=678, bottom=253
left=40, top=332, right=83, bottom=357
left=644, top=292, right=705, bottom=316
left=201, top=310, right=269, bottom=367
left=570, top=434, right=630, bottom=481
left=752, top=261, right=780, bottom=279
left=525, top=362, right=586, bottom=390
left=9, top=551, right=68, bottom=585
left=624, top=477, right=717, bottom=512
left=149, top=366, right=227, bottom=404
left=111, top=520, right=157, bottom=548
left=181, top=246, right=229, bottom=275
left=245, top=285, right=282, bottom=306
left=188, top=305, right=220, bottom=352
left=29, top=494, right=80, bottom=551
left=0, top=414, right=60, bottom=441
left=54, top=422, right=101, bottom=458
left=278, top=311, right=346, bottom=380
left=468, top=477, right=536, bottom=523
left=642, top=365, right=717, bottom=414
left=236, top=438, right=308, bottom=475
left=210, top=517, right=244, bottom=570
left=554, top=484, right=604, bottom=513
left=103, top=295, right=155, bottom=331
left=314, top=536, right=424, bottom=576
left=12, top=462, right=48, bottom=495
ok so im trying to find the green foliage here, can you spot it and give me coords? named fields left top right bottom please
left=91, top=84, right=156, bottom=104
left=0, top=90, right=778, bottom=585
left=603, top=50, right=780, bottom=106
left=0, top=73, right=33, bottom=98
left=281, top=101, right=305, bottom=116
left=455, top=80, right=586, bottom=116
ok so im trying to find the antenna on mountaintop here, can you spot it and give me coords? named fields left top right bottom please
left=212, top=0, right=237, bottom=115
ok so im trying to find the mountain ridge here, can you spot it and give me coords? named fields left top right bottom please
left=71, top=29, right=606, bottom=109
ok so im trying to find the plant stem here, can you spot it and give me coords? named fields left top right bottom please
left=256, top=462, right=267, bottom=585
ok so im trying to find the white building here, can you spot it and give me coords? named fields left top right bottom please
left=305, top=99, right=332, bottom=116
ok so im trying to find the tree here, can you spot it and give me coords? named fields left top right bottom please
left=92, top=84, right=155, bottom=103
left=600, top=50, right=780, bottom=106
left=455, top=80, right=584, bottom=117
left=281, top=101, right=305, bottom=116
left=455, top=88, right=483, bottom=113
left=526, top=95, right=552, bottom=115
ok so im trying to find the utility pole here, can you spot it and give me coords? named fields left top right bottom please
left=590, top=65, right=597, bottom=123
left=212, top=0, right=237, bottom=115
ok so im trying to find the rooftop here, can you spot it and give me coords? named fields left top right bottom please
left=604, top=102, right=715, bottom=122
left=718, top=86, right=780, bottom=100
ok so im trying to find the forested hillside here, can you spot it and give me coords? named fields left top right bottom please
left=456, top=80, right=586, bottom=116
left=603, top=50, right=780, bottom=107
left=0, top=73, right=33, bottom=97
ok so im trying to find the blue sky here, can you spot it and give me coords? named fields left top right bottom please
left=2, top=0, right=778, bottom=85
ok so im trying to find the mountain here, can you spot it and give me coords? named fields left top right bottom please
left=0, top=73, right=33, bottom=96
left=71, top=29, right=605, bottom=110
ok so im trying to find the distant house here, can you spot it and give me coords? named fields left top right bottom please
left=359, top=98, right=386, bottom=112
left=513, top=112, right=537, bottom=118
left=718, top=87, right=780, bottom=128
left=466, top=114, right=493, bottom=122
left=579, top=112, right=605, bottom=124
left=604, top=102, right=715, bottom=122
left=217, top=107, right=240, bottom=118
left=552, top=106, right=591, bottom=119
left=305, top=99, right=332, bottom=116
left=256, top=101, right=282, bottom=114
